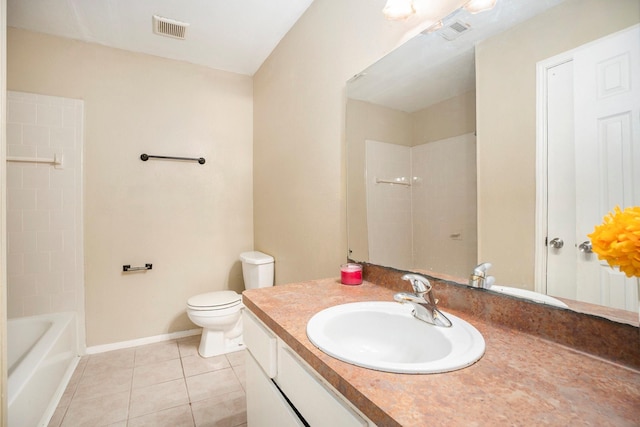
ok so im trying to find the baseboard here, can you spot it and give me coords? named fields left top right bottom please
left=85, top=328, right=202, bottom=355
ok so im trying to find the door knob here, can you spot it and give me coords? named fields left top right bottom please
left=549, top=238, right=564, bottom=249
left=578, top=241, right=593, bottom=253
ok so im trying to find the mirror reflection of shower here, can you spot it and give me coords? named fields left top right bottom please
left=365, top=132, right=477, bottom=277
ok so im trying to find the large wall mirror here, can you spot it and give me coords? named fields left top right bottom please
left=346, top=0, right=639, bottom=326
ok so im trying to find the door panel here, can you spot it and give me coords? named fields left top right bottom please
left=573, top=26, right=639, bottom=310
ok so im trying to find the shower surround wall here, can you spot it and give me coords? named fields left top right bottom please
left=364, top=135, right=477, bottom=277
left=365, top=140, right=413, bottom=270
left=6, top=91, right=84, bottom=339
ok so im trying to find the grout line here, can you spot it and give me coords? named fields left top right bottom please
left=125, top=347, right=137, bottom=426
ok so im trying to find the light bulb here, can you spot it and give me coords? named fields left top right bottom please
left=382, top=0, right=415, bottom=21
left=463, top=0, right=497, bottom=14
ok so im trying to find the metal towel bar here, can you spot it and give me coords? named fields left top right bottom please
left=140, top=153, right=205, bottom=164
left=7, top=154, right=64, bottom=169
left=123, top=264, right=153, bottom=272
left=376, top=177, right=411, bottom=186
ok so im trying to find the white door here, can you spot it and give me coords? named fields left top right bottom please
left=546, top=26, right=640, bottom=311
left=546, top=60, right=577, bottom=300
left=573, top=25, right=640, bottom=310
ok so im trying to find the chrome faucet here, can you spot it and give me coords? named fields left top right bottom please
left=469, top=262, right=495, bottom=289
left=394, top=274, right=452, bottom=328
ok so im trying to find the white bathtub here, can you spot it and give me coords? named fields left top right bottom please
left=8, top=312, right=80, bottom=427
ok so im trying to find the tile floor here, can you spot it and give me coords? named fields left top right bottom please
left=48, top=335, right=247, bottom=427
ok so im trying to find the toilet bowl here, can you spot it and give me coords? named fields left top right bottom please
left=187, top=251, right=275, bottom=358
left=186, top=290, right=244, bottom=357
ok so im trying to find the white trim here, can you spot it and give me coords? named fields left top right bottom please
left=85, top=328, right=201, bottom=355
left=1, top=0, right=8, bottom=425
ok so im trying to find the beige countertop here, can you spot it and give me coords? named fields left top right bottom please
left=243, top=278, right=640, bottom=427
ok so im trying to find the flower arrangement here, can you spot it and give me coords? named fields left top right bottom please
left=588, top=206, right=640, bottom=278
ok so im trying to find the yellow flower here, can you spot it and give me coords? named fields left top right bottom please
left=588, top=206, right=640, bottom=278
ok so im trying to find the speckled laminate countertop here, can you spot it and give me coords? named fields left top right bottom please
left=243, top=278, right=640, bottom=427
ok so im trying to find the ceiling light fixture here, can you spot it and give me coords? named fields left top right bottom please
left=382, top=0, right=416, bottom=21
left=463, top=0, right=498, bottom=14
left=423, top=20, right=444, bottom=34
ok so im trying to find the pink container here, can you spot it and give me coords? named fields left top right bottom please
left=340, top=263, right=363, bottom=285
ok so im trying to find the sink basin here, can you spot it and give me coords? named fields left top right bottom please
left=489, top=285, right=569, bottom=308
left=306, top=301, right=485, bottom=374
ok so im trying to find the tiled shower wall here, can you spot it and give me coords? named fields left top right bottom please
left=6, top=91, right=84, bottom=325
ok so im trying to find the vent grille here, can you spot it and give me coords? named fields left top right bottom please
left=153, top=15, right=189, bottom=40
left=439, top=20, right=471, bottom=41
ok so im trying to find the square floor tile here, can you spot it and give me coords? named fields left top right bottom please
left=73, top=366, right=133, bottom=401
left=84, top=348, right=135, bottom=377
left=225, top=350, right=246, bottom=367
left=129, top=378, right=190, bottom=418
left=182, top=354, right=230, bottom=378
left=186, top=368, right=243, bottom=403
left=127, top=404, right=195, bottom=427
left=135, top=341, right=180, bottom=366
left=133, top=358, right=184, bottom=389
left=178, top=335, right=201, bottom=358
left=191, top=390, right=246, bottom=427
left=60, top=390, right=129, bottom=427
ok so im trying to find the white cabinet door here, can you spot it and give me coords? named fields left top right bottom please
left=276, top=342, right=368, bottom=427
left=243, top=310, right=277, bottom=378
left=246, top=352, right=305, bottom=427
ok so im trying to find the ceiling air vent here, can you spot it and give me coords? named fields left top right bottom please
left=152, top=15, right=189, bottom=40
left=439, top=20, right=471, bottom=41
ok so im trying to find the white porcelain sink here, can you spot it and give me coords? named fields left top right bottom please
left=306, top=301, right=485, bottom=374
left=489, top=285, right=569, bottom=308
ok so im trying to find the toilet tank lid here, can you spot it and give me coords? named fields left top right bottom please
left=240, top=251, right=274, bottom=265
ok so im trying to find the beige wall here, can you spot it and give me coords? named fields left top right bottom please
left=476, top=0, right=640, bottom=287
left=411, top=90, right=476, bottom=144
left=7, top=28, right=254, bottom=346
left=253, top=0, right=465, bottom=285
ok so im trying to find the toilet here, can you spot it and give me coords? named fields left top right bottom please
left=186, top=251, right=274, bottom=358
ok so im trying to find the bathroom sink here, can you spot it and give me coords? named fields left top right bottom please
left=306, top=301, right=485, bottom=374
left=489, top=285, right=569, bottom=308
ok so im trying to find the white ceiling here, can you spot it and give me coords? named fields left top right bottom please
left=348, top=0, right=565, bottom=112
left=7, top=0, right=315, bottom=76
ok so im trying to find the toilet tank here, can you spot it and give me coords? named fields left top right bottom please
left=240, top=251, right=274, bottom=289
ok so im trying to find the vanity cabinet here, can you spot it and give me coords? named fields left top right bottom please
left=243, top=310, right=371, bottom=427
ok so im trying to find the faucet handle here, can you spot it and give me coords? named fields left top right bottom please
left=469, top=262, right=493, bottom=288
left=472, top=262, right=492, bottom=277
left=401, top=274, right=432, bottom=294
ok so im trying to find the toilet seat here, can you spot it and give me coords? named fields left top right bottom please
left=187, top=291, right=242, bottom=311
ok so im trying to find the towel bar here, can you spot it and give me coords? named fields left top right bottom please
left=140, top=154, right=205, bottom=164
